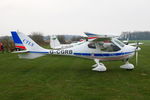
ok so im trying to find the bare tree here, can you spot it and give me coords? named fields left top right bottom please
left=57, top=35, right=66, bottom=44
left=29, top=32, right=46, bottom=45
left=0, top=36, right=15, bottom=52
left=71, top=35, right=82, bottom=42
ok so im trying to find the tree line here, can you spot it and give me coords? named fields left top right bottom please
left=120, top=31, right=150, bottom=40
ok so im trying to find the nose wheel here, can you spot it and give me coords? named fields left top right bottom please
left=120, top=61, right=134, bottom=70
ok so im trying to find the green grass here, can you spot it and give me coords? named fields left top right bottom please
left=0, top=41, right=150, bottom=100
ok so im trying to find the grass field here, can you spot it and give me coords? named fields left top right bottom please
left=0, top=41, right=150, bottom=100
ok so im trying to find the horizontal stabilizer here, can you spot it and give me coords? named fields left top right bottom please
left=12, top=50, right=29, bottom=53
left=18, top=53, right=46, bottom=59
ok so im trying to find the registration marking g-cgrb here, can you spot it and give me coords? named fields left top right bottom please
left=49, top=50, right=73, bottom=54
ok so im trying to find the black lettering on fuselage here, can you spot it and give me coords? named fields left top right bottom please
left=49, top=50, right=73, bottom=55
left=56, top=50, right=60, bottom=54
left=69, top=50, right=73, bottom=54
left=49, top=50, right=54, bottom=54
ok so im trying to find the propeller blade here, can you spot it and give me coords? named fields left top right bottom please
left=136, top=41, right=139, bottom=49
left=136, top=51, right=138, bottom=66
left=135, top=41, right=139, bottom=66
left=127, top=38, right=129, bottom=45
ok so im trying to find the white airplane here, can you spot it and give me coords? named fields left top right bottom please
left=50, top=35, right=86, bottom=49
left=11, top=31, right=141, bottom=72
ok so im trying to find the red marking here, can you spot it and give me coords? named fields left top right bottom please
left=80, top=39, right=86, bottom=42
left=88, top=37, right=97, bottom=39
left=15, top=46, right=26, bottom=49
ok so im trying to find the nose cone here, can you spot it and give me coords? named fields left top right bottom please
left=134, top=46, right=141, bottom=51
left=123, top=45, right=141, bottom=52
left=127, top=45, right=141, bottom=52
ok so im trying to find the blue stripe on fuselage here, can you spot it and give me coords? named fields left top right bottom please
left=29, top=51, right=49, bottom=54
left=73, top=52, right=133, bottom=57
left=74, top=53, right=91, bottom=56
left=85, top=33, right=96, bottom=35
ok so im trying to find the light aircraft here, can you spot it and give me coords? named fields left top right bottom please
left=11, top=31, right=141, bottom=72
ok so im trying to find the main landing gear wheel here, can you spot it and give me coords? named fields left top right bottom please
left=92, top=59, right=107, bottom=72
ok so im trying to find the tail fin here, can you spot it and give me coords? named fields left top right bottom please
left=11, top=31, right=49, bottom=59
left=11, top=31, right=48, bottom=51
left=50, top=35, right=61, bottom=49
left=11, top=31, right=26, bottom=50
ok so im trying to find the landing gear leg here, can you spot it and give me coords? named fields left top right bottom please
left=92, top=59, right=107, bottom=71
left=120, top=60, right=134, bottom=70
left=92, top=64, right=98, bottom=68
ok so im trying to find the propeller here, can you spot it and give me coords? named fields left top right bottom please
left=123, top=38, right=129, bottom=45
left=135, top=41, right=139, bottom=66
left=126, top=38, right=129, bottom=45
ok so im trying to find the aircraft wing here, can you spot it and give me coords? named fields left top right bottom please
left=84, top=32, right=99, bottom=37
left=12, top=50, right=29, bottom=53
left=85, top=34, right=112, bottom=43
left=84, top=32, right=116, bottom=42
left=92, top=37, right=111, bottom=42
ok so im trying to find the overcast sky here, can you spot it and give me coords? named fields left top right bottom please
left=0, top=0, right=150, bottom=36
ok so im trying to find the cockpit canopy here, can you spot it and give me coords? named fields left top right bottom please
left=88, top=38, right=125, bottom=52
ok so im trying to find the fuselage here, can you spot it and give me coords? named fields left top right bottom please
left=30, top=38, right=137, bottom=61
left=49, top=44, right=135, bottom=61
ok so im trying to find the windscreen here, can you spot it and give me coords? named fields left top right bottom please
left=113, top=38, right=125, bottom=47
